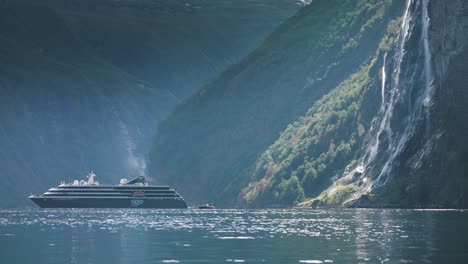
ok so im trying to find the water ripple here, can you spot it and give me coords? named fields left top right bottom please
left=1, top=209, right=467, bottom=263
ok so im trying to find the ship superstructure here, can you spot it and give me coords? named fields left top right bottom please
left=29, top=172, right=187, bottom=208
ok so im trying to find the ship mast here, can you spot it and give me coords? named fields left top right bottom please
left=87, top=171, right=97, bottom=185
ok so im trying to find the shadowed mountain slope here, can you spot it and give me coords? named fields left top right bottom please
left=0, top=0, right=299, bottom=207
left=149, top=0, right=405, bottom=206
left=239, top=0, right=468, bottom=208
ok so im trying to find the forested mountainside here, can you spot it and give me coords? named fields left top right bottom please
left=152, top=0, right=468, bottom=208
left=150, top=0, right=406, bottom=206
left=0, top=0, right=299, bottom=207
left=292, top=0, right=468, bottom=208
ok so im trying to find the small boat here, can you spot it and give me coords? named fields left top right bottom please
left=198, top=203, right=215, bottom=209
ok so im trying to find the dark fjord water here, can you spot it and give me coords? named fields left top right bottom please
left=1, top=209, right=467, bottom=263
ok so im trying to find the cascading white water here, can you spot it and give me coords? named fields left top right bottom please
left=359, top=0, right=436, bottom=191
left=381, top=54, right=387, bottom=112
left=366, top=54, right=388, bottom=166
left=421, top=0, right=435, bottom=133
left=119, top=121, right=147, bottom=177
left=364, top=0, right=414, bottom=168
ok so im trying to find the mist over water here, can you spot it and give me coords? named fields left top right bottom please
left=1, top=209, right=467, bottom=263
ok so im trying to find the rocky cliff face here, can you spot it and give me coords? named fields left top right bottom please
left=301, top=0, right=468, bottom=208
left=241, top=0, right=468, bottom=208
left=0, top=0, right=298, bottom=207
left=149, top=0, right=405, bottom=206
left=347, top=0, right=468, bottom=208
left=151, top=0, right=468, bottom=208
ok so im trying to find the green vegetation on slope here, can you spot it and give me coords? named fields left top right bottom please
left=241, top=65, right=373, bottom=206
left=150, top=0, right=404, bottom=206
left=241, top=16, right=403, bottom=207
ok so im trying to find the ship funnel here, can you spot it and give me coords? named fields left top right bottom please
left=126, top=176, right=146, bottom=185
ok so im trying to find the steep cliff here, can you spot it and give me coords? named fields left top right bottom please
left=152, top=0, right=468, bottom=208
left=0, top=0, right=298, bottom=207
left=254, top=0, right=468, bottom=208
left=49, top=0, right=301, bottom=99
left=241, top=16, right=403, bottom=207
left=150, top=0, right=405, bottom=206
left=345, top=0, right=468, bottom=208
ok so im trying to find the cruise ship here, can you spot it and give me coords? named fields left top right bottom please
left=29, top=172, right=187, bottom=208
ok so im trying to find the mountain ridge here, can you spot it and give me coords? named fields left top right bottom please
left=0, top=0, right=299, bottom=207
left=149, top=0, right=405, bottom=207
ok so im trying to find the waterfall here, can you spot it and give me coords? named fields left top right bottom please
left=364, top=0, right=414, bottom=168
left=108, top=103, right=147, bottom=178
left=119, top=121, right=147, bottom=177
left=357, top=0, right=436, bottom=192
left=381, top=54, right=387, bottom=112
left=422, top=0, right=435, bottom=134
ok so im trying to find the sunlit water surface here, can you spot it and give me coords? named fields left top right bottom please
left=1, top=209, right=467, bottom=263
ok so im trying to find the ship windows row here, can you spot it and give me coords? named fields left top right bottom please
left=44, top=193, right=181, bottom=197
